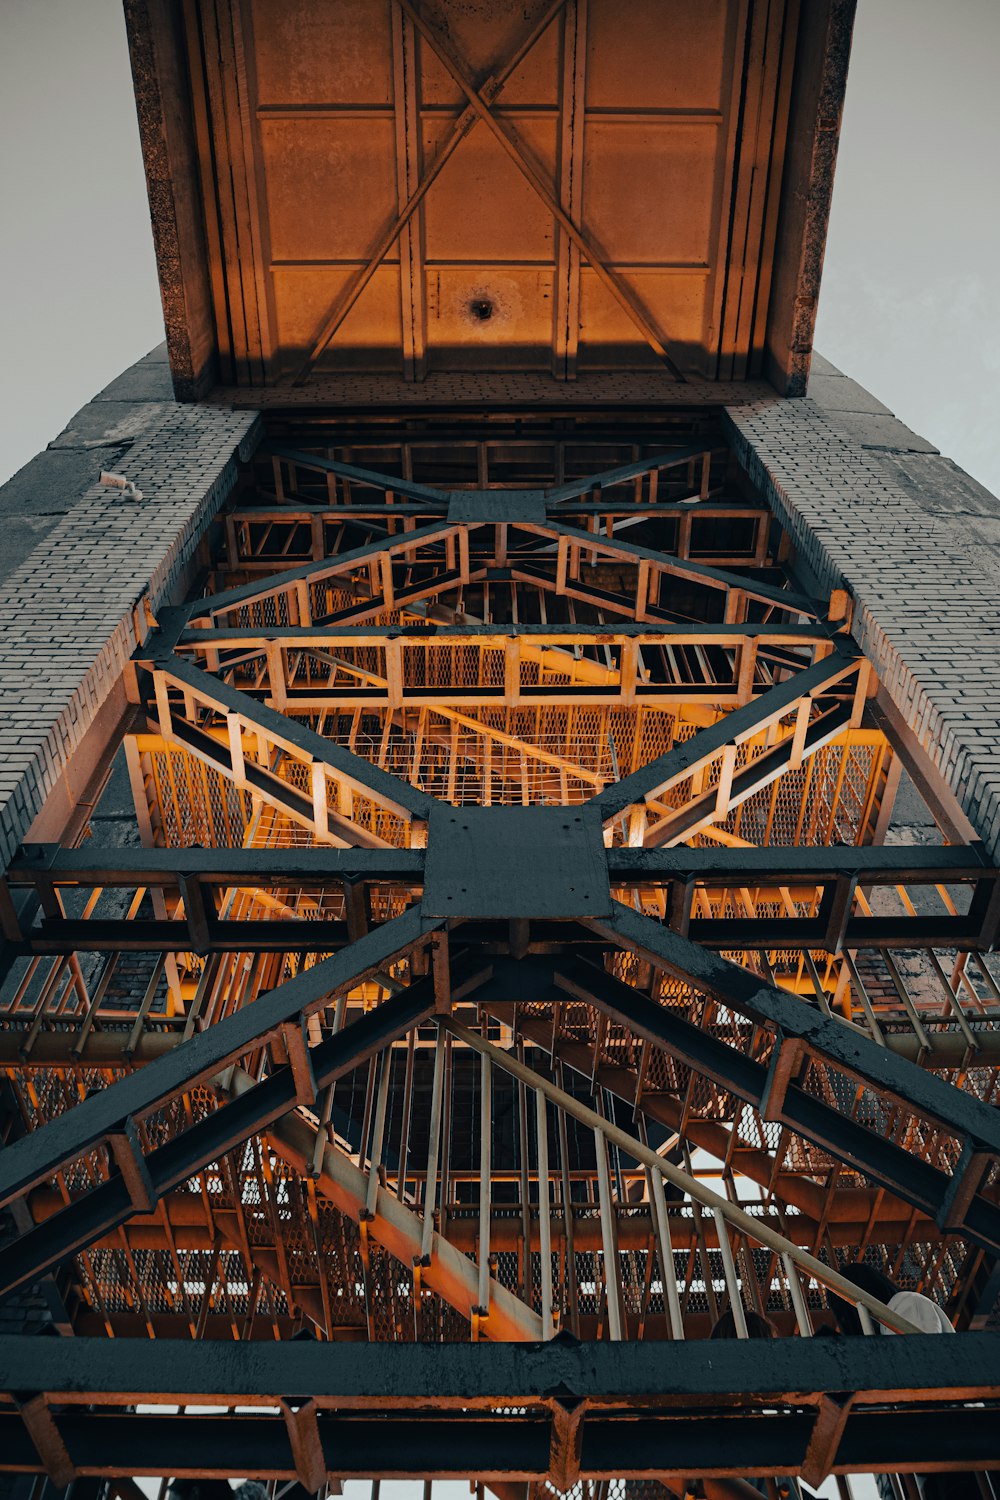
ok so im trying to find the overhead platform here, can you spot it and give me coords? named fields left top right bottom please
left=125, top=0, right=854, bottom=396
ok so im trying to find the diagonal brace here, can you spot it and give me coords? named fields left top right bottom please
left=0, top=905, right=435, bottom=1210
left=590, top=651, right=861, bottom=822
left=0, top=966, right=443, bottom=1300
left=394, top=0, right=685, bottom=375
left=145, top=651, right=436, bottom=822
left=587, top=900, right=1000, bottom=1245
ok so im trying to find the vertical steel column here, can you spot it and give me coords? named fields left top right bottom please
left=594, top=1126, right=623, bottom=1341
left=477, top=1051, right=492, bottom=1322
left=536, top=1088, right=554, bottom=1336
left=712, top=1206, right=749, bottom=1337
left=648, top=1167, right=684, bottom=1340
left=366, top=1050, right=392, bottom=1218
left=781, top=1252, right=814, bottom=1336
left=421, top=1030, right=446, bottom=1262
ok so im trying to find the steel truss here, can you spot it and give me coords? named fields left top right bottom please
left=2, top=421, right=1000, bottom=1490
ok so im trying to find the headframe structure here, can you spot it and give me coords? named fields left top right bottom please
left=2, top=3, right=1000, bottom=1498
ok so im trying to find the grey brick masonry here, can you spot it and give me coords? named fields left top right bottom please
left=0, top=377, right=259, bottom=871
left=0, top=343, right=177, bottom=584
left=726, top=375, right=1000, bottom=862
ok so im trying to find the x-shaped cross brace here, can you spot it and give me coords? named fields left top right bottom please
left=296, top=0, right=685, bottom=382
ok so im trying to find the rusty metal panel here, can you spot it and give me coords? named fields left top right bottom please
left=154, top=0, right=817, bottom=384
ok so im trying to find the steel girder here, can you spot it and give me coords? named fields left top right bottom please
left=587, top=904, right=1000, bottom=1247
left=544, top=953, right=1000, bottom=1244
left=3, top=1335, right=1000, bottom=1483
left=0, top=486, right=995, bottom=1272
left=0, top=916, right=449, bottom=1298
left=4, top=842, right=995, bottom=952
left=2, top=913, right=998, bottom=1294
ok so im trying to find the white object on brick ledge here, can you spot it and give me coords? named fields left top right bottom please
left=98, top=470, right=144, bottom=502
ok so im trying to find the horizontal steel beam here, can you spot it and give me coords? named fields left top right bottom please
left=3, top=1328, right=998, bottom=1406
left=7, top=1332, right=1000, bottom=1410
left=683, top=913, right=988, bottom=948
left=13, top=841, right=985, bottom=890
left=9, top=844, right=425, bottom=887
left=607, top=843, right=992, bottom=882
left=2, top=1336, right=999, bottom=1480
left=7, top=912, right=986, bottom=955
left=3, top=1408, right=1000, bottom=1481
left=229, top=499, right=770, bottom=521
left=6, top=843, right=993, bottom=953
left=178, top=620, right=828, bottom=645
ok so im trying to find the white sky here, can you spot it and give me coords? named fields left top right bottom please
left=814, top=0, right=1000, bottom=494
left=1, top=0, right=998, bottom=494
left=0, top=0, right=164, bottom=484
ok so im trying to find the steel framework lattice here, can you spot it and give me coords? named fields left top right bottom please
left=2, top=416, right=1000, bottom=1492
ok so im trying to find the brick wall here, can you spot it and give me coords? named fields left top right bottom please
left=0, top=402, right=260, bottom=870
left=725, top=393, right=1000, bottom=861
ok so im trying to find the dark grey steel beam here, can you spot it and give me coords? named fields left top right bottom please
left=0, top=965, right=448, bottom=1299
left=4, top=1408, right=1000, bottom=1480
left=267, top=445, right=449, bottom=504
left=2, top=1328, right=998, bottom=1406
left=6, top=841, right=993, bottom=955
left=10, top=918, right=356, bottom=954
left=2, top=1336, right=1000, bottom=1480
left=187, top=520, right=459, bottom=618
left=179, top=622, right=824, bottom=645
left=13, top=840, right=984, bottom=890
left=589, top=901, right=1000, bottom=1244
left=607, top=844, right=992, bottom=881
left=684, top=913, right=986, bottom=949
left=0, top=904, right=434, bottom=1209
left=543, top=445, right=719, bottom=503
left=9, top=844, right=426, bottom=887
left=4, top=913, right=986, bottom=956
left=227, top=499, right=770, bottom=521
left=13, top=913, right=992, bottom=956
left=542, top=953, right=1000, bottom=1249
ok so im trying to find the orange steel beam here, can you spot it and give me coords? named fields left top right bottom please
left=224, top=1065, right=544, bottom=1340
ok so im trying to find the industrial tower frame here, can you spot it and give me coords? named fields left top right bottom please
left=2, top=1, right=1000, bottom=1496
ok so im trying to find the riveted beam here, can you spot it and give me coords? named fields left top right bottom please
left=0, top=906, right=434, bottom=1211
left=588, top=901, right=1000, bottom=1247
